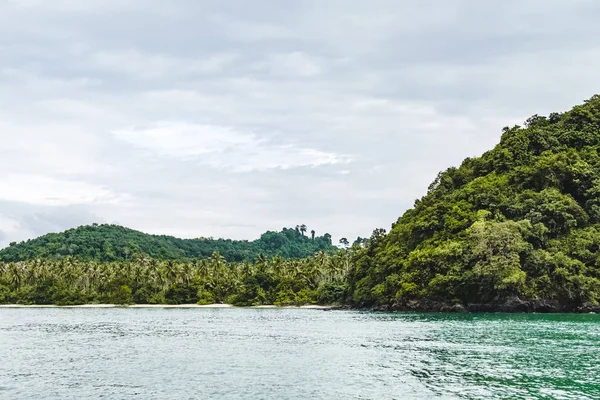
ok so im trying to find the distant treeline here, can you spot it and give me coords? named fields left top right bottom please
left=0, top=224, right=337, bottom=263
left=3, top=97, right=600, bottom=310
left=0, top=251, right=351, bottom=306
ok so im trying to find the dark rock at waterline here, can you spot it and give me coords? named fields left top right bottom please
left=440, top=304, right=467, bottom=313
left=530, top=300, right=563, bottom=313
left=341, top=297, right=597, bottom=313
left=465, top=298, right=563, bottom=313
left=575, top=302, right=600, bottom=313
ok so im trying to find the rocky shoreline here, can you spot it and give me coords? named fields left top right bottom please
left=332, top=298, right=600, bottom=313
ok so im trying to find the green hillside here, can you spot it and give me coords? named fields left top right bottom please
left=348, top=95, right=600, bottom=310
left=0, top=224, right=336, bottom=262
left=3, top=97, right=600, bottom=311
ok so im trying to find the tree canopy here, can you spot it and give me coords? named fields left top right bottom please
left=0, top=251, right=350, bottom=306
left=0, top=224, right=336, bottom=263
left=3, top=96, right=600, bottom=310
left=347, top=95, right=600, bottom=309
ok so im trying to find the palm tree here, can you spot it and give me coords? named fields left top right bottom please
left=256, top=253, right=267, bottom=274
left=180, top=262, right=193, bottom=288
left=241, top=262, right=252, bottom=280
left=300, top=224, right=307, bottom=236
left=7, top=263, right=24, bottom=289
left=164, top=260, right=181, bottom=286
left=210, top=252, right=226, bottom=283
left=0, top=243, right=355, bottom=306
left=131, top=262, right=145, bottom=292
left=198, top=259, right=210, bottom=280
left=270, top=256, right=283, bottom=278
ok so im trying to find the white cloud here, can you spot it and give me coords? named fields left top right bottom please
left=211, top=14, right=294, bottom=42
left=0, top=214, right=20, bottom=234
left=0, top=214, right=25, bottom=247
left=262, top=52, right=323, bottom=77
left=0, top=174, right=122, bottom=206
left=112, top=122, right=351, bottom=172
left=4, top=0, right=144, bottom=13
left=90, top=50, right=238, bottom=79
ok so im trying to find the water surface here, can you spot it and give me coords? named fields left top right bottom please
left=0, top=309, right=598, bottom=399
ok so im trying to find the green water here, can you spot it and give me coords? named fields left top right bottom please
left=0, top=309, right=598, bottom=399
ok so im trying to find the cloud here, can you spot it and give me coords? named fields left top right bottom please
left=210, top=14, right=294, bottom=42
left=0, top=203, right=101, bottom=248
left=261, top=52, right=323, bottom=77
left=90, top=50, right=238, bottom=79
left=0, top=174, right=123, bottom=206
left=0, top=214, right=21, bottom=247
left=1, top=0, right=600, bottom=247
left=112, top=122, right=351, bottom=172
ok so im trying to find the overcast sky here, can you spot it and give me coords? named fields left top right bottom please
left=1, top=0, right=600, bottom=247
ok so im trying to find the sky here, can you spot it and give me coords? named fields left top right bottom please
left=1, top=0, right=600, bottom=247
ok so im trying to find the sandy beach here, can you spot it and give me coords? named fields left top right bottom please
left=0, top=304, right=333, bottom=309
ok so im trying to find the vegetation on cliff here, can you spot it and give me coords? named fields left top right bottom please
left=3, top=97, right=600, bottom=310
left=347, top=95, right=600, bottom=309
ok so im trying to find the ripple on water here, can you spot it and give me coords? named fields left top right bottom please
left=0, top=309, right=599, bottom=399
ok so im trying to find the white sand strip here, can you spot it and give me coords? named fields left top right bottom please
left=0, top=303, right=333, bottom=309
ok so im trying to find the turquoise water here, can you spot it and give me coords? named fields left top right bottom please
left=0, top=309, right=598, bottom=399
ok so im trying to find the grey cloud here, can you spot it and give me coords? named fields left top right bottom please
left=1, top=0, right=600, bottom=246
left=0, top=201, right=101, bottom=247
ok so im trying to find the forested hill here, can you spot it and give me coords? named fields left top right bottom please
left=0, top=224, right=336, bottom=262
left=348, top=95, right=600, bottom=310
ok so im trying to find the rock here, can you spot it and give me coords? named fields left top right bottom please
left=439, top=304, right=452, bottom=312
left=466, top=303, right=495, bottom=312
left=498, top=297, right=530, bottom=312
left=576, top=302, right=600, bottom=313
left=439, top=303, right=466, bottom=312
left=450, top=304, right=467, bottom=313
left=530, top=300, right=561, bottom=313
left=406, top=300, right=420, bottom=311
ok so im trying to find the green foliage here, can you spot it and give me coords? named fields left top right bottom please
left=4, top=96, right=600, bottom=310
left=0, top=250, right=352, bottom=306
left=315, top=281, right=348, bottom=304
left=0, top=224, right=336, bottom=263
left=348, top=95, right=600, bottom=307
left=110, top=285, right=133, bottom=305
left=196, top=288, right=215, bottom=305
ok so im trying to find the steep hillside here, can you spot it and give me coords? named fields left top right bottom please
left=348, top=95, right=600, bottom=311
left=0, top=224, right=336, bottom=262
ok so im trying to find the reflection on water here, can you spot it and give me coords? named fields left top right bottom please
left=0, top=309, right=598, bottom=399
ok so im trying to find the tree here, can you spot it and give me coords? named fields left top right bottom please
left=345, top=95, right=600, bottom=309
left=339, top=238, right=349, bottom=248
left=300, top=224, right=307, bottom=236
left=0, top=224, right=339, bottom=263
left=353, top=237, right=367, bottom=247
left=111, top=285, right=133, bottom=305
left=311, top=230, right=315, bottom=240
left=469, top=220, right=530, bottom=298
